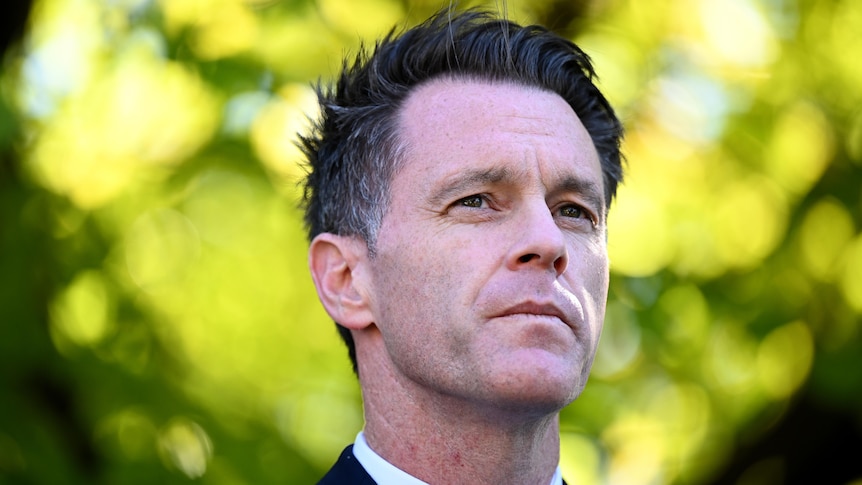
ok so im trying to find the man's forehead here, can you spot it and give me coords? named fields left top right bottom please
left=396, top=79, right=599, bottom=171
left=400, top=77, right=568, bottom=123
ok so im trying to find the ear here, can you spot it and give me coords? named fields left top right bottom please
left=308, top=233, right=374, bottom=330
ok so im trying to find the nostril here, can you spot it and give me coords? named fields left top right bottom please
left=554, top=257, right=567, bottom=274
left=519, top=253, right=538, bottom=264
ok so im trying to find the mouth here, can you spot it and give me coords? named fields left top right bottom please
left=495, top=301, right=571, bottom=328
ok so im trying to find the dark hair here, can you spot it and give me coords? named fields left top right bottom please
left=301, top=8, right=624, bottom=373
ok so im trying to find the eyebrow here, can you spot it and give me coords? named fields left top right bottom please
left=427, top=166, right=515, bottom=207
left=551, top=176, right=607, bottom=220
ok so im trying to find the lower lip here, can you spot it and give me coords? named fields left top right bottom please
left=497, top=313, right=566, bottom=326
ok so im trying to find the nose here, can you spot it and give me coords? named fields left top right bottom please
left=507, top=203, right=568, bottom=276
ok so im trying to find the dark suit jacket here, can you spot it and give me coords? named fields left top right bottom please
left=316, top=445, right=569, bottom=485
left=317, top=445, right=376, bottom=484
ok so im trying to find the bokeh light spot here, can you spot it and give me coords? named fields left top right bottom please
left=318, top=0, right=405, bottom=38
left=756, top=321, right=814, bottom=399
left=49, top=270, right=114, bottom=350
left=18, top=0, right=103, bottom=117
left=576, top=33, right=642, bottom=111
left=603, top=414, right=666, bottom=485
left=650, top=73, right=729, bottom=143
left=253, top=12, right=343, bottom=79
left=764, top=101, right=834, bottom=196
left=158, top=418, right=213, bottom=479
left=713, top=176, right=787, bottom=269
left=251, top=83, right=319, bottom=196
left=608, top=190, right=673, bottom=277
left=186, top=0, right=259, bottom=60
left=840, top=234, right=862, bottom=313
left=704, top=323, right=758, bottom=395
left=96, top=408, right=157, bottom=460
left=798, top=197, right=855, bottom=281
left=699, top=0, right=779, bottom=68
left=223, top=90, right=272, bottom=137
left=657, top=285, right=710, bottom=359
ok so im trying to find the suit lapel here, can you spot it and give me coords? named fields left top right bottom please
left=317, top=445, right=377, bottom=485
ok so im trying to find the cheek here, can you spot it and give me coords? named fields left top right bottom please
left=568, top=242, right=609, bottom=339
left=371, top=238, right=455, bottom=333
left=371, top=228, right=486, bottom=334
left=369, top=246, right=478, bottom=381
left=568, top=237, right=609, bottom=283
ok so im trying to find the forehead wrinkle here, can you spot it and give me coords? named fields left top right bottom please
left=513, top=140, right=604, bottom=212
left=498, top=112, right=565, bottom=137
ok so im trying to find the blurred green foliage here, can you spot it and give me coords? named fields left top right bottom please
left=1, top=0, right=861, bottom=483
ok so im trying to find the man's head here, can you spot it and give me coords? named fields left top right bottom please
left=302, top=9, right=623, bottom=380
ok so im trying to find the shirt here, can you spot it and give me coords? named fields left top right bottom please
left=352, top=431, right=564, bottom=485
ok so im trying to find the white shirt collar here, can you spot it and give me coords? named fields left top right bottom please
left=352, top=431, right=564, bottom=485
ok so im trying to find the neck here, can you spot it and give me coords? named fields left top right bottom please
left=358, top=345, right=562, bottom=485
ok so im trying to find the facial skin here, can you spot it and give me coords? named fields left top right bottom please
left=309, top=78, right=610, bottom=482
left=351, top=78, right=610, bottom=416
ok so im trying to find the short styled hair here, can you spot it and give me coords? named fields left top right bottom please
left=301, top=8, right=624, bottom=372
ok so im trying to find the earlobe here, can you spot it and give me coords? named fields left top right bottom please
left=308, top=233, right=374, bottom=330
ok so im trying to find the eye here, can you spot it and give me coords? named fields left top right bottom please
left=559, top=204, right=585, bottom=219
left=458, top=195, right=485, bottom=208
left=557, top=203, right=598, bottom=228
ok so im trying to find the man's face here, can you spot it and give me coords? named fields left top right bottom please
left=363, top=78, right=608, bottom=413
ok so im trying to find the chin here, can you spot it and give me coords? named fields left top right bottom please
left=483, top=359, right=588, bottom=415
left=486, top=387, right=580, bottom=419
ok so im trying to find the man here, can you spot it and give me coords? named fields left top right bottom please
left=302, top=8, right=623, bottom=485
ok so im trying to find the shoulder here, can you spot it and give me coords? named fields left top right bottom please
left=317, top=445, right=377, bottom=485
